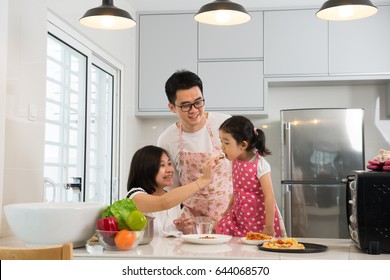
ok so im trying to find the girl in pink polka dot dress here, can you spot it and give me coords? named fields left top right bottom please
left=216, top=116, right=286, bottom=237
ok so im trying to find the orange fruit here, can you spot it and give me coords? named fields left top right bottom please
left=114, top=229, right=135, bottom=250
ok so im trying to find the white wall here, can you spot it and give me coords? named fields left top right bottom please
left=0, top=0, right=9, bottom=234
left=4, top=0, right=48, bottom=210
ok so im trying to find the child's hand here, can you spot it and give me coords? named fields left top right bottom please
left=262, top=226, right=275, bottom=237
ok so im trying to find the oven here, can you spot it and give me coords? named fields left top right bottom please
left=345, top=171, right=390, bottom=254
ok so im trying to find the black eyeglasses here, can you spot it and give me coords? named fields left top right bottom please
left=175, top=99, right=205, bottom=112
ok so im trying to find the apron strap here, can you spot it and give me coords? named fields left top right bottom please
left=178, top=114, right=219, bottom=155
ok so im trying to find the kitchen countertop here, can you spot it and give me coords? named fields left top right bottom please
left=1, top=236, right=388, bottom=260
left=73, top=237, right=389, bottom=260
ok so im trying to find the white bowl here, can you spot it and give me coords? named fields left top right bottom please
left=4, top=202, right=106, bottom=248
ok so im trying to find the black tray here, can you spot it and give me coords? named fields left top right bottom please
left=257, top=242, right=328, bottom=253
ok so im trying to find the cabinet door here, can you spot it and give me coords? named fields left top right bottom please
left=137, top=14, right=197, bottom=114
left=329, top=6, right=390, bottom=75
left=264, top=10, right=328, bottom=76
left=198, top=60, right=264, bottom=114
left=198, top=11, right=263, bottom=60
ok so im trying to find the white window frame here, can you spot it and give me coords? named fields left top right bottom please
left=45, top=12, right=122, bottom=204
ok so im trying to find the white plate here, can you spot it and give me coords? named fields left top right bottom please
left=241, top=237, right=263, bottom=245
left=181, top=234, right=232, bottom=245
left=240, top=237, right=274, bottom=245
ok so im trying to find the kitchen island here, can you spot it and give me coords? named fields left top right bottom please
left=1, top=235, right=388, bottom=260
left=72, top=237, right=389, bottom=260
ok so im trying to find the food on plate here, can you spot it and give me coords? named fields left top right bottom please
left=199, top=235, right=217, bottom=239
left=262, top=238, right=305, bottom=250
left=245, top=231, right=272, bottom=240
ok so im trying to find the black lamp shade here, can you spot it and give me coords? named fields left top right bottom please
left=316, top=0, right=378, bottom=21
left=194, top=0, right=251, bottom=26
left=79, top=0, right=136, bottom=30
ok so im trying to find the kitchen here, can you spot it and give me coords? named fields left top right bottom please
left=1, top=0, right=390, bottom=263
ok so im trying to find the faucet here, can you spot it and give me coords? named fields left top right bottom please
left=43, top=177, right=56, bottom=202
left=64, top=177, right=82, bottom=202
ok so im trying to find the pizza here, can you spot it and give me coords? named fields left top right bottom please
left=245, top=232, right=272, bottom=241
left=262, top=238, right=305, bottom=250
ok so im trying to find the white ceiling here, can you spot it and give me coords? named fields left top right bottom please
left=125, top=0, right=389, bottom=12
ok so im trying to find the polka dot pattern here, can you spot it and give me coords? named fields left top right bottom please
left=216, top=155, right=285, bottom=237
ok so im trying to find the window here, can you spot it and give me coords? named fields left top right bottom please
left=44, top=20, right=120, bottom=205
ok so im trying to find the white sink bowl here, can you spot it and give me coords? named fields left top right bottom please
left=4, top=202, right=106, bottom=248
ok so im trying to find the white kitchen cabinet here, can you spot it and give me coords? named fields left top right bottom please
left=138, top=12, right=266, bottom=116
left=198, top=11, right=263, bottom=60
left=264, top=9, right=328, bottom=76
left=197, top=10, right=265, bottom=115
left=198, top=60, right=264, bottom=113
left=137, top=13, right=197, bottom=114
left=329, top=6, right=390, bottom=75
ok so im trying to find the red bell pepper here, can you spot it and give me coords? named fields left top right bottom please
left=97, top=216, right=118, bottom=231
left=97, top=216, right=119, bottom=246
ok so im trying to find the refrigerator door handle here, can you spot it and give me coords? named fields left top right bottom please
left=283, top=184, right=292, bottom=237
left=283, top=122, right=292, bottom=180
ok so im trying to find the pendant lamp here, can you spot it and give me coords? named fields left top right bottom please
left=316, top=0, right=378, bottom=21
left=194, top=0, right=251, bottom=26
left=79, top=0, right=136, bottom=30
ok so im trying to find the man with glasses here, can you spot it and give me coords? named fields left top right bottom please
left=157, top=70, right=232, bottom=232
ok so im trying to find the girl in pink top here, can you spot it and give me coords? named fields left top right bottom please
left=216, top=116, right=286, bottom=237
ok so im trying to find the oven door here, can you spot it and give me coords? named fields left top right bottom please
left=345, top=175, right=359, bottom=246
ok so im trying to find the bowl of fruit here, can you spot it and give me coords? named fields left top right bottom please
left=95, top=198, right=148, bottom=251
left=96, top=229, right=144, bottom=250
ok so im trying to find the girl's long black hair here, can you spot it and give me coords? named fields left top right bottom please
left=220, top=116, right=271, bottom=156
left=127, top=145, right=169, bottom=194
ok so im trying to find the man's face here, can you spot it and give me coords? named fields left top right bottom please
left=168, top=86, right=205, bottom=132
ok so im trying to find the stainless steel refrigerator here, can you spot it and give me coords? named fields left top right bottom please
left=281, top=108, right=364, bottom=239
